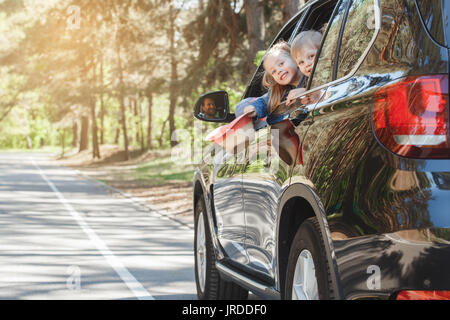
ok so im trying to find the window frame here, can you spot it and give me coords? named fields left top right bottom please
left=306, top=0, right=381, bottom=94
left=306, top=0, right=345, bottom=89
left=242, top=2, right=316, bottom=100
left=289, top=6, right=313, bottom=43
left=241, top=0, right=381, bottom=109
left=332, top=0, right=353, bottom=80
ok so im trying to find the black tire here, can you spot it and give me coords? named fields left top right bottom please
left=194, top=198, right=248, bottom=300
left=284, top=217, right=334, bottom=300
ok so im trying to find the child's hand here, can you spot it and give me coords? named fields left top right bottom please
left=286, top=88, right=307, bottom=106
left=300, top=96, right=310, bottom=105
left=301, top=90, right=323, bottom=105
left=244, top=106, right=257, bottom=118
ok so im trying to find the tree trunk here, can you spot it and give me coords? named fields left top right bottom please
left=127, top=98, right=133, bottom=145
left=116, top=40, right=130, bottom=161
left=168, top=3, right=178, bottom=148
left=244, top=0, right=265, bottom=73
left=114, top=127, right=120, bottom=144
left=79, top=115, right=89, bottom=152
left=26, top=136, right=32, bottom=149
left=137, top=96, right=145, bottom=152
left=90, top=97, right=100, bottom=159
left=91, top=59, right=101, bottom=159
left=132, top=97, right=140, bottom=146
left=159, top=118, right=168, bottom=148
left=146, top=90, right=153, bottom=150
left=99, top=53, right=105, bottom=145
left=282, top=0, right=306, bottom=23
left=60, top=129, right=66, bottom=158
left=72, top=120, right=78, bottom=148
left=0, top=104, right=15, bottom=123
left=198, top=0, right=205, bottom=32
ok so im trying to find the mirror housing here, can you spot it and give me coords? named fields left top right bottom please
left=194, top=91, right=234, bottom=123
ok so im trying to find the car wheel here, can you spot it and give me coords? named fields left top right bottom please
left=194, top=197, right=248, bottom=300
left=285, top=217, right=334, bottom=300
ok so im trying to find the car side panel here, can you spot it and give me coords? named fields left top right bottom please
left=242, top=126, right=293, bottom=280
left=212, top=149, right=249, bottom=265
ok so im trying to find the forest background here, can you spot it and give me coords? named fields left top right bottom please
left=0, top=0, right=307, bottom=160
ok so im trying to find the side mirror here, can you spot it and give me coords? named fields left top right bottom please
left=194, top=91, right=234, bottom=123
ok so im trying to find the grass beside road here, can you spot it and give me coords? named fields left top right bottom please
left=134, top=155, right=195, bottom=186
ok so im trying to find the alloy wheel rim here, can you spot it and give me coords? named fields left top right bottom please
left=196, top=212, right=206, bottom=292
left=292, top=249, right=319, bottom=300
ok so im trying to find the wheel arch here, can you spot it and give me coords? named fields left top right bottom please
left=276, top=182, right=343, bottom=299
left=193, top=175, right=205, bottom=212
left=193, top=168, right=209, bottom=212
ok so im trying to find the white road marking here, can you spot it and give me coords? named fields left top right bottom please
left=31, top=158, right=155, bottom=300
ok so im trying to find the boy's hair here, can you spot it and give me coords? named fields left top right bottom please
left=261, top=41, right=294, bottom=112
left=290, top=29, right=323, bottom=58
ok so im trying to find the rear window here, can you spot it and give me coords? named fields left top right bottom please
left=416, top=0, right=448, bottom=48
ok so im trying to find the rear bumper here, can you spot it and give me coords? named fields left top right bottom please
left=333, top=229, right=450, bottom=299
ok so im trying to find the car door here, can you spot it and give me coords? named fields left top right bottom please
left=242, top=120, right=298, bottom=281
left=290, top=0, right=353, bottom=168
left=291, top=0, right=381, bottom=218
left=289, top=0, right=382, bottom=292
left=213, top=145, right=249, bottom=265
left=241, top=0, right=364, bottom=281
left=212, top=4, right=311, bottom=270
left=240, top=6, right=314, bottom=282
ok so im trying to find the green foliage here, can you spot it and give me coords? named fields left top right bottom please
left=133, top=151, right=195, bottom=184
left=254, top=50, right=266, bottom=67
left=0, top=104, right=62, bottom=149
left=0, top=0, right=292, bottom=154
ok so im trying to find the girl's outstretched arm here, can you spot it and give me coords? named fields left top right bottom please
left=244, top=105, right=257, bottom=117
left=245, top=94, right=270, bottom=118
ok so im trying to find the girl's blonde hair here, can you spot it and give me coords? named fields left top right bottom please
left=262, top=41, right=294, bottom=112
left=290, top=29, right=323, bottom=58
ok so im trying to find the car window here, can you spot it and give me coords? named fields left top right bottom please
left=336, top=0, right=377, bottom=79
left=244, top=11, right=307, bottom=99
left=309, top=0, right=349, bottom=89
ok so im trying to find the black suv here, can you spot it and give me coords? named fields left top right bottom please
left=192, top=0, right=450, bottom=300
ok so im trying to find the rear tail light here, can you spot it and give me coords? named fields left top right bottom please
left=396, top=290, right=450, bottom=300
left=372, top=75, right=450, bottom=158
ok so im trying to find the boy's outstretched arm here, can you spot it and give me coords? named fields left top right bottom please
left=286, top=88, right=307, bottom=106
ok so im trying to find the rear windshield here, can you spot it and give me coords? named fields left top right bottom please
left=416, top=0, right=449, bottom=48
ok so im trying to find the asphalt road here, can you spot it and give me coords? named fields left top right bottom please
left=0, top=152, right=196, bottom=300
